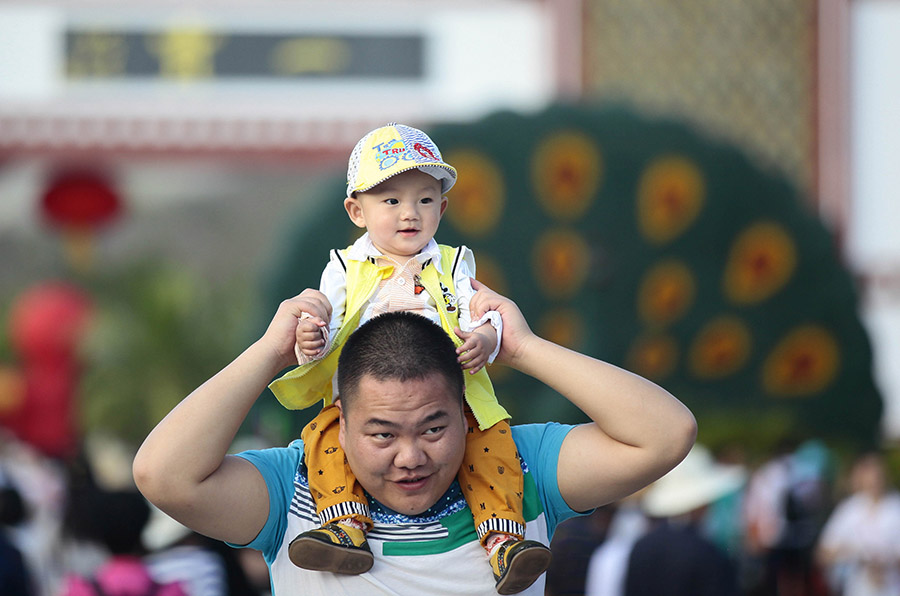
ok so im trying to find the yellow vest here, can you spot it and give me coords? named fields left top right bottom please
left=268, top=244, right=509, bottom=430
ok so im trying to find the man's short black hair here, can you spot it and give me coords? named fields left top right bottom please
left=337, top=311, right=464, bottom=412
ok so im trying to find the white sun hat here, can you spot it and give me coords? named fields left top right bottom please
left=142, top=503, right=192, bottom=551
left=641, top=444, right=747, bottom=518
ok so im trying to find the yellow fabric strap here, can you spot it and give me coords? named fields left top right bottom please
left=417, top=248, right=509, bottom=430
left=268, top=245, right=510, bottom=429
left=268, top=255, right=391, bottom=410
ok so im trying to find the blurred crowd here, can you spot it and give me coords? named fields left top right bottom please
left=4, top=424, right=900, bottom=596
left=0, top=429, right=271, bottom=596
left=546, top=440, right=900, bottom=596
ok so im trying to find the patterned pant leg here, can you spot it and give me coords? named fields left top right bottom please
left=301, top=404, right=372, bottom=530
left=457, top=409, right=525, bottom=545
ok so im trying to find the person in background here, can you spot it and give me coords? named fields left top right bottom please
left=57, top=489, right=187, bottom=596
left=743, top=438, right=832, bottom=596
left=544, top=505, right=616, bottom=596
left=584, top=494, right=648, bottom=596
left=623, top=444, right=745, bottom=596
left=143, top=503, right=263, bottom=596
left=1, top=430, right=71, bottom=596
left=702, top=443, right=748, bottom=558
left=142, top=504, right=228, bottom=596
left=816, top=451, right=900, bottom=596
left=0, top=472, right=34, bottom=596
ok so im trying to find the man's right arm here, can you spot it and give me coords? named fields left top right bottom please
left=132, top=290, right=332, bottom=546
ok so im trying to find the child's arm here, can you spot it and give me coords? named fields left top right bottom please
left=295, top=252, right=348, bottom=363
left=452, top=247, right=502, bottom=373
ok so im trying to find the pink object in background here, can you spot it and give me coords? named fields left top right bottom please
left=60, top=556, right=187, bottom=596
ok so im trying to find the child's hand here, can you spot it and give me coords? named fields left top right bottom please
left=260, top=289, right=331, bottom=370
left=454, top=323, right=497, bottom=375
left=468, top=279, right=534, bottom=367
left=296, top=314, right=328, bottom=357
left=289, top=289, right=331, bottom=361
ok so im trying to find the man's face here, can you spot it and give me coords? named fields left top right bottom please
left=338, top=372, right=466, bottom=516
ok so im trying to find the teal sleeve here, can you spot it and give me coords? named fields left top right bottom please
left=511, top=423, right=588, bottom=536
left=229, top=441, right=303, bottom=564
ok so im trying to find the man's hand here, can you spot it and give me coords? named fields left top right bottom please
left=260, top=288, right=332, bottom=370
left=455, top=323, right=496, bottom=374
left=467, top=279, right=535, bottom=368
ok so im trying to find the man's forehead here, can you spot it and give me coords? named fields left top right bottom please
left=358, top=372, right=455, bottom=396
left=344, top=373, right=461, bottom=421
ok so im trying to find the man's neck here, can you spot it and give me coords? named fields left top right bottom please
left=367, top=479, right=464, bottom=523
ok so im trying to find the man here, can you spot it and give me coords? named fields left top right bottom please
left=133, top=281, right=697, bottom=595
left=622, top=444, right=745, bottom=596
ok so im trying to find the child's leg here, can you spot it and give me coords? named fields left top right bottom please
left=459, top=410, right=552, bottom=594
left=290, top=403, right=374, bottom=574
left=300, top=403, right=372, bottom=530
left=458, top=410, right=525, bottom=546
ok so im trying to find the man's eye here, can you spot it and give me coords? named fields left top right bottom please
left=424, top=426, right=445, bottom=435
left=373, top=432, right=393, bottom=440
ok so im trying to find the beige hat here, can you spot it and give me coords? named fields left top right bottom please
left=641, top=444, right=746, bottom=518
left=142, top=503, right=192, bottom=551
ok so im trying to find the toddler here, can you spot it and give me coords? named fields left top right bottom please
left=269, top=123, right=551, bottom=594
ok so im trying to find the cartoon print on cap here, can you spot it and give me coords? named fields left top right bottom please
left=372, top=138, right=410, bottom=171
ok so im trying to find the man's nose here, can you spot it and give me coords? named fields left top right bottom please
left=393, top=439, right=427, bottom=469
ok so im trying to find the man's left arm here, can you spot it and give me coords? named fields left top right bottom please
left=469, top=280, right=697, bottom=512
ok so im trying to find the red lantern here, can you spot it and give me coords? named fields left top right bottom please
left=40, top=170, right=123, bottom=271
left=2, top=282, right=93, bottom=458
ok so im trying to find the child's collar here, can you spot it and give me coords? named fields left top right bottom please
left=346, top=233, right=444, bottom=274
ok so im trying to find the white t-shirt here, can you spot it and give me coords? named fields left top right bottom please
left=145, top=545, right=228, bottom=596
left=818, top=492, right=900, bottom=596
left=232, top=423, right=582, bottom=596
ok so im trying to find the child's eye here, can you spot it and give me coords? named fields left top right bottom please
left=420, top=197, right=434, bottom=204
left=385, top=198, right=399, bottom=205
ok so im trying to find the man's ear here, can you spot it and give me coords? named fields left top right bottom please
left=336, top=399, right=346, bottom=448
left=344, top=197, right=367, bottom=228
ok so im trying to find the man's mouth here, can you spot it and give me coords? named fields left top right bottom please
left=394, top=475, right=429, bottom=491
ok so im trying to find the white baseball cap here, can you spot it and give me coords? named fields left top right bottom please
left=346, top=123, right=457, bottom=197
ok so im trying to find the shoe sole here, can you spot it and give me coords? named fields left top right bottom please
left=496, top=546, right=553, bottom=595
left=288, top=536, right=375, bottom=575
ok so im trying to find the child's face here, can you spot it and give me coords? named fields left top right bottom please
left=344, top=169, right=447, bottom=262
